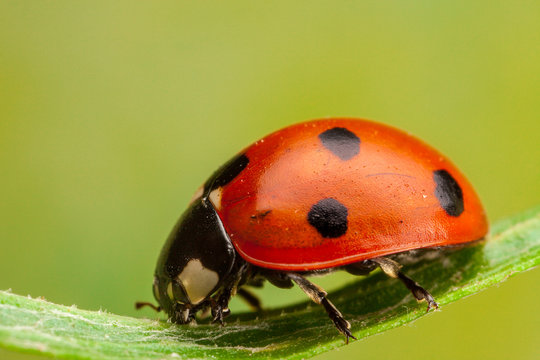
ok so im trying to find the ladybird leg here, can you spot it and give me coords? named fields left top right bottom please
left=286, top=272, right=356, bottom=344
left=237, top=288, right=263, bottom=311
left=210, top=280, right=237, bottom=325
left=210, top=296, right=231, bottom=325
left=398, top=271, right=439, bottom=312
left=211, top=263, right=250, bottom=325
left=370, top=257, right=438, bottom=312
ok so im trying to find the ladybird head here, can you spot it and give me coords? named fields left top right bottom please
left=153, top=198, right=236, bottom=323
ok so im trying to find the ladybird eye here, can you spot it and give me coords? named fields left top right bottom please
left=172, top=281, right=190, bottom=304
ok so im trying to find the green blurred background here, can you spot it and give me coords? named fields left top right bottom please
left=1, top=1, right=539, bottom=359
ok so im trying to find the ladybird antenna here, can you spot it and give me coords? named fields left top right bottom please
left=135, top=301, right=161, bottom=312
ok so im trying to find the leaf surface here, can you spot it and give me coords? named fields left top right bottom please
left=1, top=207, right=539, bottom=359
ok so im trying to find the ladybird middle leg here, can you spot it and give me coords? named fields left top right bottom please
left=236, top=288, right=262, bottom=311
left=286, top=272, right=356, bottom=343
left=370, top=257, right=438, bottom=312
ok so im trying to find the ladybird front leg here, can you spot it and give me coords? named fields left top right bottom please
left=286, top=272, right=356, bottom=344
left=210, top=299, right=231, bottom=325
left=211, top=262, right=251, bottom=325
left=210, top=283, right=234, bottom=325
left=370, top=257, right=438, bottom=312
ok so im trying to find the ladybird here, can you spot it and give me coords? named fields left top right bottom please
left=136, top=118, right=488, bottom=342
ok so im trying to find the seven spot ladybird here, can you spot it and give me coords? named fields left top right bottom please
left=136, top=118, right=488, bottom=342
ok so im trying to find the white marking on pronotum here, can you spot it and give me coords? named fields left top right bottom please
left=177, top=259, right=219, bottom=305
left=167, top=282, right=174, bottom=300
left=209, top=187, right=223, bottom=211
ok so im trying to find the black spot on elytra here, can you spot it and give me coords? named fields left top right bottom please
left=307, top=198, right=348, bottom=238
left=206, top=153, right=249, bottom=191
left=433, top=169, right=464, bottom=217
left=318, top=127, right=360, bottom=160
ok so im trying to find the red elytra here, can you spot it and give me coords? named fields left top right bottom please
left=214, top=118, right=488, bottom=271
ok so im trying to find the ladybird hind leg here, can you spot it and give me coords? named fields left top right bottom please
left=370, top=257, right=438, bottom=312
left=286, top=272, right=356, bottom=343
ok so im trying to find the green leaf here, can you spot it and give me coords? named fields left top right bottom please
left=1, top=207, right=539, bottom=360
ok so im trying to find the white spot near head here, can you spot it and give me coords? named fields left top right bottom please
left=189, top=185, right=204, bottom=205
left=167, top=282, right=174, bottom=300
left=209, top=187, right=223, bottom=211
left=177, top=259, right=219, bottom=305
